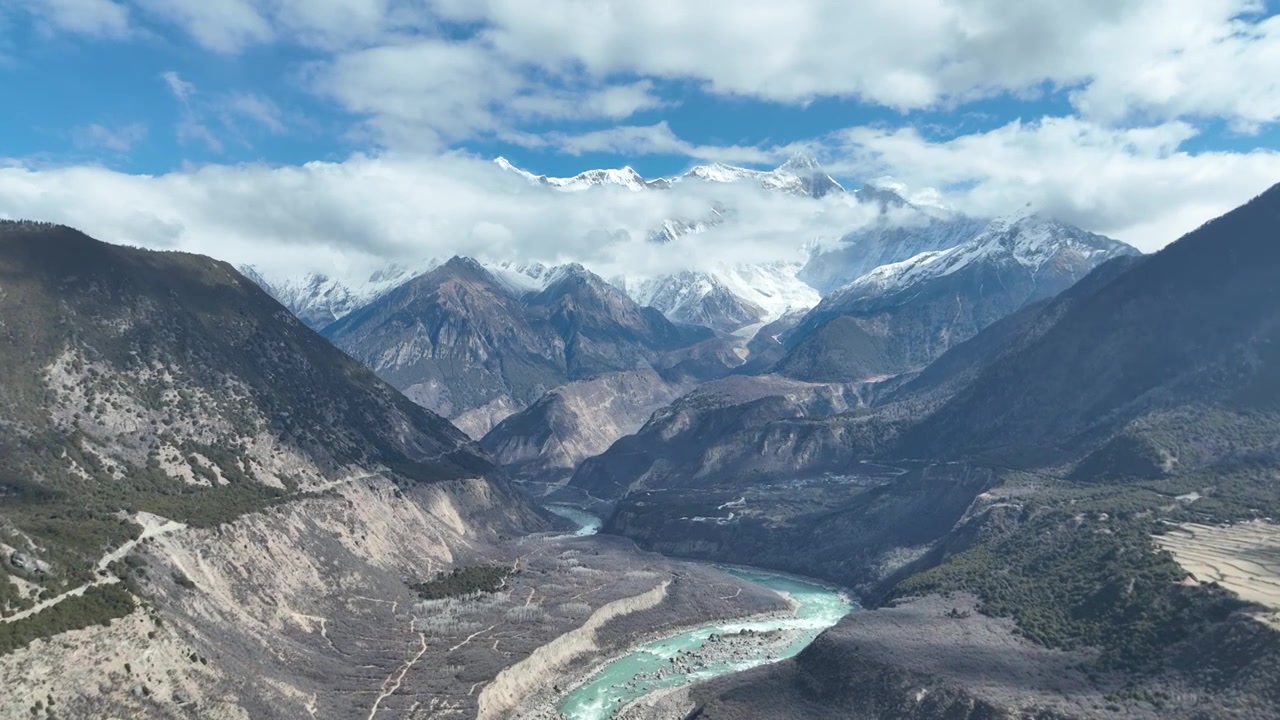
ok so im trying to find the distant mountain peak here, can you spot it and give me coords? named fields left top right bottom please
left=493, top=157, right=651, bottom=192
left=992, top=201, right=1041, bottom=227
left=836, top=211, right=1138, bottom=300
left=860, top=176, right=953, bottom=212
left=679, top=155, right=844, bottom=198
left=777, top=150, right=823, bottom=174
left=548, top=262, right=590, bottom=281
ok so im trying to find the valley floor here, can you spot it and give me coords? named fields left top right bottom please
left=0, top=477, right=785, bottom=720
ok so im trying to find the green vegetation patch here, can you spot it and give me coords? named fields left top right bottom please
left=0, top=584, right=136, bottom=656
left=892, top=472, right=1262, bottom=672
left=411, top=565, right=511, bottom=600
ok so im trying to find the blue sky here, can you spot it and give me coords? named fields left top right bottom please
left=1, top=20, right=1037, bottom=180
left=2, top=0, right=1280, bottom=271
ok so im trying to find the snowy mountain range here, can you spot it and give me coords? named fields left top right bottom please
left=776, top=206, right=1140, bottom=381
left=836, top=204, right=1134, bottom=299
left=242, top=155, right=1138, bottom=386
left=493, top=151, right=844, bottom=199
left=240, top=263, right=428, bottom=329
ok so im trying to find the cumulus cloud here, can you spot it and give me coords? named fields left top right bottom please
left=4, top=118, right=1276, bottom=288
left=0, top=153, right=877, bottom=284
left=134, top=0, right=271, bottom=53
left=828, top=116, right=1280, bottom=250
left=19, top=1, right=1280, bottom=146
left=431, top=0, right=1280, bottom=128
left=312, top=39, right=679, bottom=150
left=20, top=0, right=129, bottom=37
left=8, top=0, right=1280, bottom=272
left=515, top=121, right=788, bottom=166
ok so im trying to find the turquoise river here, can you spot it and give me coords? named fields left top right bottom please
left=544, top=505, right=853, bottom=720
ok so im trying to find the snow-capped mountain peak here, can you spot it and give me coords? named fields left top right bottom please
left=676, top=154, right=844, bottom=198
left=777, top=150, right=823, bottom=174
left=496, top=154, right=845, bottom=198
left=493, top=157, right=652, bottom=192
left=242, top=262, right=431, bottom=330
left=835, top=210, right=1139, bottom=299
left=545, top=167, right=648, bottom=192
left=989, top=201, right=1040, bottom=228
left=682, top=162, right=765, bottom=184
left=494, top=156, right=543, bottom=184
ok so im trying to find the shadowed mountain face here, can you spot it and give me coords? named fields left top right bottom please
left=777, top=212, right=1140, bottom=383
left=0, top=221, right=531, bottom=613
left=322, top=257, right=721, bottom=435
left=900, top=183, right=1280, bottom=473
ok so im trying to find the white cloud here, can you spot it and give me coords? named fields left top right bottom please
left=226, top=94, right=286, bottom=134
left=72, top=123, right=147, bottom=152
left=268, top=0, right=402, bottom=49
left=0, top=153, right=877, bottom=283
left=161, top=71, right=195, bottom=104
left=505, top=80, right=668, bottom=121
left=1, top=126, right=1275, bottom=291
left=1069, top=5, right=1280, bottom=127
left=161, top=71, right=222, bottom=152
left=426, top=0, right=1280, bottom=128
left=19, top=1, right=1280, bottom=149
left=313, top=39, right=522, bottom=150
left=22, top=0, right=129, bottom=37
left=306, top=1, right=1280, bottom=149
left=314, top=39, right=681, bottom=150
left=829, top=116, right=1280, bottom=250
left=134, top=0, right=272, bottom=53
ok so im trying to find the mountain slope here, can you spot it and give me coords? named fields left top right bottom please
left=321, top=256, right=568, bottom=424
left=523, top=264, right=712, bottom=377
left=569, top=375, right=878, bottom=498
left=323, top=258, right=718, bottom=436
left=0, top=220, right=541, bottom=656
left=479, top=368, right=688, bottom=483
left=900, top=184, right=1280, bottom=471
left=582, top=188, right=1280, bottom=720
left=777, top=211, right=1139, bottom=382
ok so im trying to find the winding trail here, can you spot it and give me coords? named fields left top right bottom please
left=3, top=513, right=185, bottom=624
left=366, top=621, right=430, bottom=720
left=449, top=624, right=497, bottom=653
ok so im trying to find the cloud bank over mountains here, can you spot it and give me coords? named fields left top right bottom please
left=3, top=0, right=1279, bottom=275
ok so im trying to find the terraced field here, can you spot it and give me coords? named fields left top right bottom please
left=1156, top=522, right=1280, bottom=629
